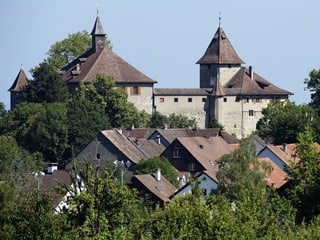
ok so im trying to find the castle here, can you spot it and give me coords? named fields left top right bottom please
left=9, top=15, right=292, bottom=139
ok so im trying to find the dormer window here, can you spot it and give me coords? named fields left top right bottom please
left=173, top=148, right=180, bottom=158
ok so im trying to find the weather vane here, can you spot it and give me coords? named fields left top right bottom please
left=96, top=2, right=99, bottom=16
left=219, top=12, right=221, bottom=27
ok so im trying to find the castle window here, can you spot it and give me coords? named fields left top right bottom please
left=130, top=86, right=141, bottom=95
left=160, top=98, right=164, bottom=103
left=96, top=154, right=101, bottom=159
left=235, top=97, right=240, bottom=102
left=174, top=98, right=179, bottom=103
left=249, top=110, right=254, bottom=116
left=243, top=98, right=249, bottom=104
left=223, top=97, right=227, bottom=102
left=188, top=98, right=192, bottom=102
left=202, top=98, right=207, bottom=102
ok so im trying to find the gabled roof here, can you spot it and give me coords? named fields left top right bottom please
left=100, top=130, right=147, bottom=164
left=223, top=67, right=293, bottom=96
left=196, top=27, right=244, bottom=65
left=175, top=136, right=232, bottom=171
left=133, top=174, right=176, bottom=202
left=122, top=128, right=157, bottom=139
left=61, top=47, right=157, bottom=84
left=91, top=16, right=106, bottom=36
left=8, top=69, right=28, bottom=92
left=258, top=157, right=288, bottom=189
left=153, top=128, right=221, bottom=144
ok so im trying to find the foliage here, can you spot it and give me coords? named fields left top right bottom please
left=31, top=30, right=112, bottom=72
left=285, top=126, right=320, bottom=223
left=208, top=118, right=224, bottom=129
left=256, top=101, right=316, bottom=144
left=304, top=68, right=320, bottom=113
left=149, top=111, right=196, bottom=129
left=80, top=74, right=149, bottom=128
left=216, top=136, right=265, bottom=201
left=0, top=102, right=6, bottom=118
left=24, top=62, right=69, bottom=103
left=0, top=102, right=68, bottom=162
left=65, top=94, right=111, bottom=159
left=0, top=136, right=43, bottom=180
left=63, top=161, right=144, bottom=239
left=134, top=156, right=179, bottom=187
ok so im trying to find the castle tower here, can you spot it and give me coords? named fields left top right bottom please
left=91, top=14, right=106, bottom=52
left=196, top=26, right=244, bottom=88
left=8, top=68, right=28, bottom=109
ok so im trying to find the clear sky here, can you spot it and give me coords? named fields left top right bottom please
left=1, top=0, right=319, bottom=109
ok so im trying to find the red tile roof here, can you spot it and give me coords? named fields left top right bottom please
left=258, top=157, right=288, bottom=189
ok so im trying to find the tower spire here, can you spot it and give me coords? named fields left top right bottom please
left=218, top=12, right=221, bottom=28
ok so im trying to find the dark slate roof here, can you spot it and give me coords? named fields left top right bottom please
left=133, top=174, right=176, bottom=202
left=154, top=88, right=210, bottom=96
left=8, top=69, right=28, bottom=92
left=61, top=47, right=157, bottom=84
left=154, top=128, right=221, bottom=144
left=222, top=67, right=293, bottom=96
left=196, top=27, right=245, bottom=65
left=91, top=16, right=106, bottom=36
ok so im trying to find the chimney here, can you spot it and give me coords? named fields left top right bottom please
left=156, top=135, right=161, bottom=145
left=249, top=66, right=254, bottom=80
left=47, top=163, right=58, bottom=174
left=282, top=143, right=287, bottom=153
left=117, top=128, right=122, bottom=135
left=155, top=168, right=161, bottom=182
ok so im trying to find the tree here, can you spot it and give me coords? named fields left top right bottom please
left=148, top=111, right=197, bottom=129
left=65, top=93, right=111, bottom=159
left=304, top=68, right=320, bottom=113
left=33, top=31, right=112, bottom=72
left=134, top=156, right=179, bottom=187
left=24, top=62, right=69, bottom=103
left=256, top=101, right=316, bottom=144
left=0, top=102, right=68, bottom=162
left=0, top=102, right=6, bottom=118
left=285, top=126, right=320, bottom=223
left=0, top=136, right=43, bottom=181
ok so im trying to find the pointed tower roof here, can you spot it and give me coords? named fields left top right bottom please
left=196, top=27, right=245, bottom=65
left=8, top=69, right=28, bottom=92
left=91, top=16, right=106, bottom=36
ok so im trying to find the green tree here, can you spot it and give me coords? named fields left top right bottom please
left=148, top=111, right=196, bottom=129
left=304, top=68, right=320, bottom=113
left=0, top=102, right=6, bottom=118
left=0, top=102, right=68, bottom=162
left=33, top=30, right=112, bottom=72
left=63, top=161, right=143, bottom=239
left=65, top=94, right=111, bottom=159
left=0, top=136, right=43, bottom=180
left=134, top=156, right=179, bottom=187
left=285, top=126, right=320, bottom=223
left=24, top=62, right=69, bottom=104
left=256, top=101, right=316, bottom=144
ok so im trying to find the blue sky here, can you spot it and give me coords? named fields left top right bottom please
left=1, top=0, right=319, bottom=109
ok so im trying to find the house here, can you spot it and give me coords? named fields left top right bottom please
left=172, top=170, right=218, bottom=198
left=131, top=169, right=177, bottom=208
left=258, top=142, right=320, bottom=171
left=74, top=129, right=148, bottom=171
left=161, top=136, right=232, bottom=182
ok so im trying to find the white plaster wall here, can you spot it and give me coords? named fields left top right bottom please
left=126, top=86, right=154, bottom=114
left=219, top=67, right=241, bottom=86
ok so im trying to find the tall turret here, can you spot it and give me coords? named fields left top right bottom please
left=91, top=14, right=106, bottom=52
left=8, top=68, right=28, bottom=109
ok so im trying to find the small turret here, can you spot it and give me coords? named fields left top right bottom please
left=91, top=14, right=106, bottom=52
